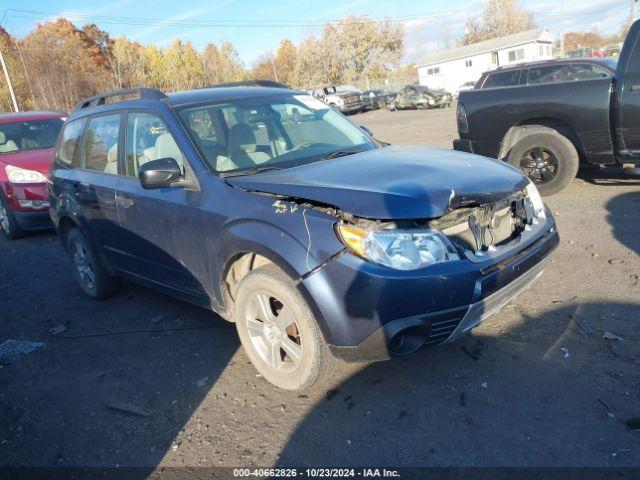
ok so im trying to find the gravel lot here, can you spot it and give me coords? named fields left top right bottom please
left=1, top=106, right=639, bottom=470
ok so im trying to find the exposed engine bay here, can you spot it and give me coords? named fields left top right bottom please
left=430, top=191, right=536, bottom=253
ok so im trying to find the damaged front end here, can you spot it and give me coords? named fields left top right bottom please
left=333, top=181, right=548, bottom=272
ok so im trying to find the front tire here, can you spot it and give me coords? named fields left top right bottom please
left=234, top=267, right=336, bottom=391
left=0, top=193, right=24, bottom=240
left=66, top=228, right=120, bottom=299
left=507, top=132, right=579, bottom=196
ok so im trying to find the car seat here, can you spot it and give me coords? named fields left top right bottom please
left=0, top=132, right=18, bottom=153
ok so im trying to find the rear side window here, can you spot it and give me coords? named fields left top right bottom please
left=482, top=70, right=521, bottom=88
left=81, top=114, right=121, bottom=174
left=527, top=64, right=611, bottom=85
left=56, top=118, right=86, bottom=166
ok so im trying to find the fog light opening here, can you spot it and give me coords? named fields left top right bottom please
left=388, top=326, right=429, bottom=357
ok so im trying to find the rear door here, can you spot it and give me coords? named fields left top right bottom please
left=111, top=110, right=209, bottom=300
left=616, top=22, right=640, bottom=159
left=63, top=113, right=123, bottom=264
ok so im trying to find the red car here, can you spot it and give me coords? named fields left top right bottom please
left=0, top=111, right=66, bottom=239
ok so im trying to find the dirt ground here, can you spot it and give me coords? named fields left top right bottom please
left=1, top=106, right=639, bottom=471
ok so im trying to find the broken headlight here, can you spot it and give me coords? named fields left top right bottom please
left=525, top=181, right=546, bottom=220
left=337, top=224, right=460, bottom=270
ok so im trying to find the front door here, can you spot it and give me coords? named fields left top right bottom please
left=618, top=28, right=640, bottom=159
left=112, top=111, right=209, bottom=299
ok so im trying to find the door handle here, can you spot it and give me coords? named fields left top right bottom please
left=116, top=196, right=134, bottom=208
left=631, top=84, right=640, bottom=92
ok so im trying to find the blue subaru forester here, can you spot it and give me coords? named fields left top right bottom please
left=49, top=82, right=558, bottom=391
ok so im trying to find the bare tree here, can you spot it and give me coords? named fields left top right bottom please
left=460, top=0, right=534, bottom=45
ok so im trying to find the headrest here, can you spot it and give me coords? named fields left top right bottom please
left=228, top=124, right=256, bottom=151
left=0, top=132, right=6, bottom=143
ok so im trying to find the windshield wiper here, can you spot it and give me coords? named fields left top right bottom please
left=320, top=149, right=361, bottom=160
left=220, top=165, right=282, bottom=178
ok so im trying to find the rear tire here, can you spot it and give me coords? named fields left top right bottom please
left=507, top=132, right=579, bottom=196
left=234, top=267, right=336, bottom=391
left=66, top=228, right=120, bottom=299
left=0, top=193, right=24, bottom=240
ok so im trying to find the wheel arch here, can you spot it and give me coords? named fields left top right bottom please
left=219, top=249, right=327, bottom=332
left=499, top=118, right=584, bottom=163
left=57, top=215, right=81, bottom=250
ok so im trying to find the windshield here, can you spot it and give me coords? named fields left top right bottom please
left=0, top=118, right=63, bottom=154
left=177, top=93, right=375, bottom=174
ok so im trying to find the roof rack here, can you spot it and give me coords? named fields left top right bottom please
left=206, top=80, right=291, bottom=89
left=73, top=88, right=167, bottom=112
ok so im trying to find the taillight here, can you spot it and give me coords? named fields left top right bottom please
left=457, top=102, right=469, bottom=135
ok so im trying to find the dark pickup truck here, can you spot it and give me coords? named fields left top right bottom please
left=454, top=19, right=640, bottom=195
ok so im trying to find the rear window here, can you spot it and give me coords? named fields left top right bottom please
left=481, top=70, right=522, bottom=89
left=0, top=118, right=63, bottom=154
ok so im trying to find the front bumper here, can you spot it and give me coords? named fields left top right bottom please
left=340, top=102, right=365, bottom=114
left=1, top=181, right=52, bottom=230
left=14, top=210, right=53, bottom=230
left=302, top=217, right=559, bottom=362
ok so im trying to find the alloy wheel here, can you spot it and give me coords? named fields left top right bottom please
left=520, top=147, right=559, bottom=185
left=70, top=238, right=96, bottom=290
left=0, top=201, right=10, bottom=235
left=244, top=291, right=303, bottom=374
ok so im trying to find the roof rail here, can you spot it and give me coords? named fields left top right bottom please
left=73, top=88, right=167, bottom=112
left=207, top=80, right=291, bottom=89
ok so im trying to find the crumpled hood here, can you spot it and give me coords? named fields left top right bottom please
left=226, top=145, right=529, bottom=220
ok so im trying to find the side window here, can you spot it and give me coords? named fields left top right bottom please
left=482, top=70, right=521, bottom=88
left=569, top=64, right=612, bottom=80
left=528, top=65, right=566, bottom=84
left=528, top=64, right=609, bottom=85
left=56, top=118, right=86, bottom=166
left=125, top=112, right=184, bottom=178
left=81, top=114, right=121, bottom=174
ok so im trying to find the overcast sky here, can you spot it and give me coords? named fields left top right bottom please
left=1, top=0, right=633, bottom=65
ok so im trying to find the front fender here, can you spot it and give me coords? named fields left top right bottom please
left=209, top=206, right=344, bottom=304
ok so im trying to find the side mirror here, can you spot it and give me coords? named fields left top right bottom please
left=139, top=157, right=183, bottom=189
left=360, top=125, right=373, bottom=137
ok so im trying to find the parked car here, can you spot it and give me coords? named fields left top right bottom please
left=454, top=54, right=624, bottom=195
left=50, top=83, right=558, bottom=391
left=389, top=85, right=452, bottom=110
left=0, top=111, right=66, bottom=239
left=361, top=89, right=396, bottom=110
left=458, top=81, right=477, bottom=93
left=310, top=86, right=364, bottom=115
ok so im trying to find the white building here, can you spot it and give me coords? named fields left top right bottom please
left=416, top=28, right=555, bottom=94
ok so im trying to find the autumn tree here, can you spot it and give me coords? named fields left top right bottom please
left=273, top=39, right=296, bottom=84
left=563, top=31, right=607, bottom=52
left=202, top=42, right=245, bottom=85
left=112, top=37, right=145, bottom=88
left=251, top=52, right=277, bottom=81
left=0, top=27, right=34, bottom=111
left=461, top=0, right=534, bottom=45
left=19, top=19, right=115, bottom=111
left=82, top=23, right=118, bottom=85
left=1, top=13, right=410, bottom=112
left=326, top=16, right=404, bottom=82
left=162, top=39, right=204, bottom=90
left=291, top=36, right=330, bottom=87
